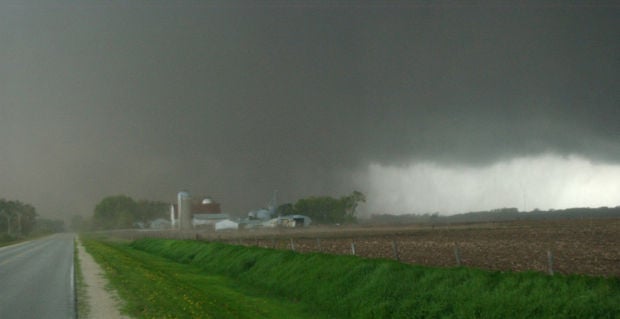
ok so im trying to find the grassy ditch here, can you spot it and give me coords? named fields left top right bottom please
left=80, top=236, right=320, bottom=319
left=130, top=238, right=620, bottom=319
left=83, top=236, right=620, bottom=318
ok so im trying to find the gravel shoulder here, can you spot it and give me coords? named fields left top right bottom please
left=76, top=239, right=129, bottom=319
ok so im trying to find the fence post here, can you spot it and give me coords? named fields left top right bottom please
left=547, top=250, right=554, bottom=275
left=271, top=238, right=276, bottom=248
left=392, top=240, right=400, bottom=261
left=316, top=238, right=321, bottom=252
left=454, top=244, right=462, bottom=266
left=351, top=240, right=356, bottom=255
left=290, top=238, right=296, bottom=252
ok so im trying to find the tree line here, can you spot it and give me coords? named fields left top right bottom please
left=90, top=191, right=367, bottom=230
left=368, top=206, right=620, bottom=225
left=0, top=198, right=37, bottom=240
left=0, top=198, right=70, bottom=243
left=277, top=191, right=366, bottom=224
left=91, top=195, right=169, bottom=230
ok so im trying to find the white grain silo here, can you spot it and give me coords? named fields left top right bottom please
left=178, top=191, right=193, bottom=230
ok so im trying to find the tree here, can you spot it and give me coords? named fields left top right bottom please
left=92, top=196, right=170, bottom=230
left=276, top=203, right=295, bottom=216
left=93, top=195, right=137, bottom=230
left=292, top=191, right=366, bottom=224
left=293, top=196, right=342, bottom=224
left=135, top=200, right=169, bottom=227
left=0, top=198, right=38, bottom=237
left=340, top=190, right=366, bottom=223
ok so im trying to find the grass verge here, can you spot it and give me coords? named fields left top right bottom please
left=73, top=238, right=90, bottom=318
left=0, top=233, right=52, bottom=248
left=130, top=238, right=620, bottom=319
left=80, top=236, right=320, bottom=319
left=81, top=235, right=620, bottom=318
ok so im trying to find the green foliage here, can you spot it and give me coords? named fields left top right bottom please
left=130, top=238, right=620, bottom=319
left=134, top=200, right=169, bottom=226
left=92, top=195, right=168, bottom=230
left=0, top=198, right=38, bottom=237
left=292, top=190, right=366, bottom=224
left=293, top=196, right=343, bottom=224
left=81, top=236, right=319, bottom=319
left=276, top=203, right=295, bottom=216
left=93, top=195, right=137, bottom=230
left=74, top=239, right=90, bottom=318
left=0, top=233, right=17, bottom=245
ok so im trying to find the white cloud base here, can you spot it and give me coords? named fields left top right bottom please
left=360, top=154, right=620, bottom=216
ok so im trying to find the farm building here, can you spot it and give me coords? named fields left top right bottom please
left=256, top=215, right=312, bottom=228
left=193, top=213, right=231, bottom=228
left=276, top=215, right=312, bottom=228
left=149, top=218, right=172, bottom=229
left=170, top=193, right=230, bottom=229
left=215, top=219, right=239, bottom=231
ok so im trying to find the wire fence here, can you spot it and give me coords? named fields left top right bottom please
left=99, top=219, right=620, bottom=277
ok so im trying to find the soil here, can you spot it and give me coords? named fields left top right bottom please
left=109, top=218, right=620, bottom=277
left=276, top=219, right=620, bottom=277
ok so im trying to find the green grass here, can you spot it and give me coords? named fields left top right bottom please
left=73, top=238, right=90, bottom=318
left=81, top=236, right=620, bottom=318
left=80, top=236, right=320, bottom=319
left=0, top=232, right=62, bottom=247
left=129, top=238, right=620, bottom=319
left=0, top=233, right=39, bottom=247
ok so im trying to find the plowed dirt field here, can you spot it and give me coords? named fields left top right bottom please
left=114, top=218, right=620, bottom=277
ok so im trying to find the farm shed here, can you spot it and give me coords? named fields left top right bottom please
left=215, top=219, right=239, bottom=231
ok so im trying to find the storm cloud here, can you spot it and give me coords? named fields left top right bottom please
left=1, top=1, right=618, bottom=218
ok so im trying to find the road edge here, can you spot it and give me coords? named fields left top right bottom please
left=75, top=236, right=129, bottom=319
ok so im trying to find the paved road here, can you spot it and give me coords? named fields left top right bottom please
left=0, top=233, right=75, bottom=319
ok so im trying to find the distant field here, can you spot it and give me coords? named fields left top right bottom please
left=106, top=218, right=620, bottom=277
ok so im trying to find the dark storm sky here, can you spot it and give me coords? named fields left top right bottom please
left=1, top=1, right=618, bottom=218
